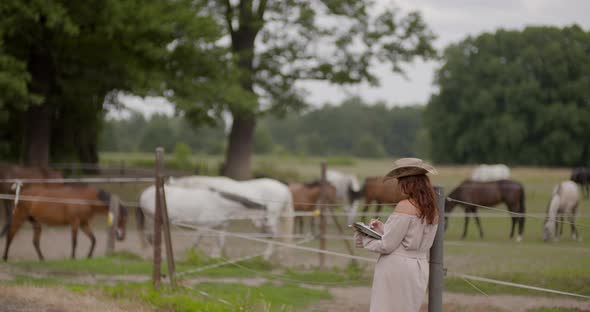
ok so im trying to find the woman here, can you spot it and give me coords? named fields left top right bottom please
left=355, top=157, right=439, bottom=312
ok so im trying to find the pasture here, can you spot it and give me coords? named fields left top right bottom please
left=0, top=153, right=589, bottom=311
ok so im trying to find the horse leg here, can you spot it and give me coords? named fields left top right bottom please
left=473, top=210, right=483, bottom=239
left=211, top=231, right=224, bottom=258
left=517, top=216, right=525, bottom=242
left=568, top=214, right=578, bottom=241
left=80, top=222, right=96, bottom=258
left=30, top=219, right=44, bottom=261
left=310, top=215, right=316, bottom=237
left=295, top=216, right=301, bottom=234
left=360, top=201, right=371, bottom=223
left=71, top=220, right=80, bottom=259
left=557, top=215, right=564, bottom=239
left=461, top=207, right=470, bottom=240
left=3, top=208, right=26, bottom=261
left=510, top=217, right=516, bottom=239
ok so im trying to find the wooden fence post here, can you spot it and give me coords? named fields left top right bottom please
left=429, top=186, right=445, bottom=312
left=319, top=161, right=327, bottom=269
left=157, top=148, right=176, bottom=287
left=153, top=148, right=163, bottom=289
left=106, top=194, right=120, bottom=255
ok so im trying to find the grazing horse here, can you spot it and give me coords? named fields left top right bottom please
left=544, top=181, right=580, bottom=242
left=471, top=164, right=510, bottom=182
left=0, top=164, right=63, bottom=237
left=289, top=180, right=337, bottom=235
left=357, top=176, right=406, bottom=222
left=3, top=184, right=127, bottom=261
left=137, top=184, right=267, bottom=258
left=446, top=180, right=525, bottom=241
left=158, top=176, right=294, bottom=259
left=570, top=167, right=590, bottom=199
left=326, top=170, right=361, bottom=224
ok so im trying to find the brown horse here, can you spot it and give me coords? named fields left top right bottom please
left=0, top=163, right=63, bottom=237
left=446, top=179, right=525, bottom=241
left=356, top=176, right=406, bottom=222
left=3, top=184, right=128, bottom=261
left=289, top=180, right=337, bottom=235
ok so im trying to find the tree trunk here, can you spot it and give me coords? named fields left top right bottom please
left=24, top=105, right=51, bottom=167
left=223, top=116, right=256, bottom=180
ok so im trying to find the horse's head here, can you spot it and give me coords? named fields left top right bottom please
left=116, top=203, right=128, bottom=241
left=543, top=220, right=554, bottom=242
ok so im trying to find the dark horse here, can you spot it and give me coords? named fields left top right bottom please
left=446, top=180, right=525, bottom=241
left=355, top=176, right=406, bottom=222
left=3, top=184, right=128, bottom=261
left=571, top=167, right=590, bottom=199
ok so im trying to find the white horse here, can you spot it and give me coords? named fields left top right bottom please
left=471, top=164, right=510, bottom=182
left=138, top=184, right=264, bottom=257
left=166, top=176, right=294, bottom=259
left=543, top=181, right=580, bottom=242
left=326, top=170, right=361, bottom=224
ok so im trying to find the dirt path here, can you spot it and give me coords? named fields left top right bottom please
left=0, top=285, right=150, bottom=312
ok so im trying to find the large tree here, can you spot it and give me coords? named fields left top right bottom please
left=177, top=1, right=436, bottom=179
left=426, top=25, right=590, bottom=166
left=0, top=0, right=221, bottom=166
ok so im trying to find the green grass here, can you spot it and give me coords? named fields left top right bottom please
left=71, top=153, right=590, bottom=300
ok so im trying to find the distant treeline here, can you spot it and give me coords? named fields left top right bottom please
left=100, top=97, right=428, bottom=158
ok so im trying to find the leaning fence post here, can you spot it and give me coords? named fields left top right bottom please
left=106, top=194, right=120, bottom=255
left=429, top=186, right=445, bottom=312
left=157, top=147, right=176, bottom=287
left=319, top=161, right=327, bottom=269
left=153, top=148, right=163, bottom=289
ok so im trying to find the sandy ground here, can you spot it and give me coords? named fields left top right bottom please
left=0, top=285, right=150, bottom=312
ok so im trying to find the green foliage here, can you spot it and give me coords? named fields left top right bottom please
left=0, top=0, right=224, bottom=163
left=174, top=142, right=192, bottom=168
left=259, top=97, right=427, bottom=158
left=426, top=25, right=590, bottom=166
left=100, top=112, right=227, bottom=156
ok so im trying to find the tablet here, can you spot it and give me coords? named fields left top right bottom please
left=350, top=222, right=382, bottom=240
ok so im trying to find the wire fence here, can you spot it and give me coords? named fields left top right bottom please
left=166, top=221, right=590, bottom=300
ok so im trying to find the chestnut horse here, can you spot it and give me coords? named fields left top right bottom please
left=0, top=163, right=63, bottom=237
left=355, top=176, right=406, bottom=222
left=3, top=184, right=127, bottom=261
left=446, top=179, right=525, bottom=241
left=289, top=181, right=337, bottom=235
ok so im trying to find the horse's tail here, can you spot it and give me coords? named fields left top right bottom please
left=0, top=203, right=12, bottom=238
left=136, top=201, right=146, bottom=248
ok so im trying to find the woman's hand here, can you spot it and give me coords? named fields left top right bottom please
left=369, top=219, right=384, bottom=234
left=354, top=231, right=364, bottom=248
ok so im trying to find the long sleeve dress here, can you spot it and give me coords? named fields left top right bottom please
left=356, top=212, right=439, bottom=312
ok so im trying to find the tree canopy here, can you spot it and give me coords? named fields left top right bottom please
left=426, top=25, right=590, bottom=166
left=0, top=0, right=222, bottom=165
left=176, top=0, right=437, bottom=179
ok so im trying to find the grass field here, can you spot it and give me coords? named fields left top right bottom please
left=102, top=152, right=590, bottom=297
left=1, top=153, right=588, bottom=310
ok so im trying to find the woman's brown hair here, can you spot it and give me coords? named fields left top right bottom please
left=398, top=174, right=438, bottom=224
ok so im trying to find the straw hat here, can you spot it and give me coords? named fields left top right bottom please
left=384, top=158, right=437, bottom=180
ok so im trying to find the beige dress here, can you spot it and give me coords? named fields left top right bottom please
left=356, top=212, right=438, bottom=312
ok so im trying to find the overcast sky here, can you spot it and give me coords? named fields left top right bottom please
left=112, top=0, right=590, bottom=118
